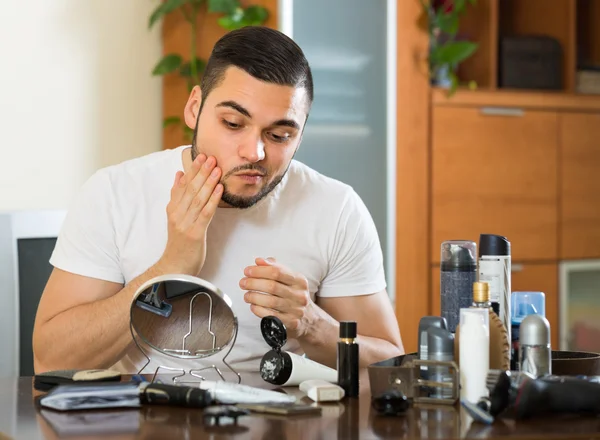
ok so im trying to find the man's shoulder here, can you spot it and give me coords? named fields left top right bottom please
left=74, top=146, right=185, bottom=210
left=282, top=160, right=373, bottom=225
left=101, top=146, right=185, bottom=181
left=285, top=160, right=355, bottom=201
left=84, top=146, right=185, bottom=196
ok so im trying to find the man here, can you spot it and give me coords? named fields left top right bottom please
left=32, top=26, right=404, bottom=375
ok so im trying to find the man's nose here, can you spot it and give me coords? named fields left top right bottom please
left=237, top=134, right=265, bottom=163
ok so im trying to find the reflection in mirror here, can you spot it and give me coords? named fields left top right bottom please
left=129, top=274, right=240, bottom=384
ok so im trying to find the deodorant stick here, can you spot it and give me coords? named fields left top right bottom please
left=519, top=314, right=551, bottom=378
left=440, top=240, right=477, bottom=333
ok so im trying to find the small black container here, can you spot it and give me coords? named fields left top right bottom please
left=338, top=321, right=359, bottom=398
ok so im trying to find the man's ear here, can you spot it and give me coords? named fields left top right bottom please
left=183, top=86, right=203, bottom=129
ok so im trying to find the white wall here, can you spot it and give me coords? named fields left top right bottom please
left=0, top=0, right=163, bottom=211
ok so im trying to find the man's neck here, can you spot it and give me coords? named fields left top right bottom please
left=181, top=146, right=193, bottom=174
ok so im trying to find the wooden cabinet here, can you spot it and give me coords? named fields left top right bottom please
left=431, top=106, right=559, bottom=262
left=431, top=262, right=558, bottom=349
left=559, top=112, right=600, bottom=259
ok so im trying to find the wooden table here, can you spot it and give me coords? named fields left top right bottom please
left=2, top=370, right=600, bottom=439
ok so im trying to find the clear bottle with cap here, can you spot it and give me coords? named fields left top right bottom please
left=519, top=314, right=552, bottom=378
left=454, top=282, right=510, bottom=371
left=511, top=291, right=546, bottom=371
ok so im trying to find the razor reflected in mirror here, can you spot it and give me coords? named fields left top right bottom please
left=129, top=274, right=240, bottom=384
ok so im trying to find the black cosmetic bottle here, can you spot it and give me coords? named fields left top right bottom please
left=337, top=321, right=359, bottom=398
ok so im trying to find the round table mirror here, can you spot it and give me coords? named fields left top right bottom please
left=129, top=274, right=240, bottom=383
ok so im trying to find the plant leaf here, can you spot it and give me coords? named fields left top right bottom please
left=218, top=6, right=268, bottom=30
left=243, top=6, right=269, bottom=24
left=148, top=0, right=189, bottom=29
left=179, top=57, right=206, bottom=78
left=163, top=116, right=182, bottom=128
left=152, top=54, right=183, bottom=75
left=436, top=12, right=459, bottom=36
left=430, top=41, right=478, bottom=65
left=454, top=0, right=467, bottom=13
left=208, top=0, right=239, bottom=13
left=217, top=8, right=245, bottom=30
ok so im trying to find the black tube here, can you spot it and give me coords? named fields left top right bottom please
left=140, top=383, right=213, bottom=408
left=338, top=321, right=359, bottom=398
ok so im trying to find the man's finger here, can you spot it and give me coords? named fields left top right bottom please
left=183, top=167, right=222, bottom=228
left=193, top=183, right=223, bottom=230
left=170, top=171, right=185, bottom=203
left=178, top=156, right=217, bottom=215
left=245, top=261, right=297, bottom=286
left=249, top=304, right=285, bottom=321
left=240, top=278, right=289, bottom=298
left=173, top=154, right=206, bottom=204
left=244, top=291, right=287, bottom=312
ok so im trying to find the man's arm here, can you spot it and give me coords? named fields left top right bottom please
left=301, top=290, right=404, bottom=368
left=242, top=258, right=404, bottom=369
left=33, top=265, right=166, bottom=373
left=34, top=152, right=223, bottom=373
left=243, top=188, right=403, bottom=369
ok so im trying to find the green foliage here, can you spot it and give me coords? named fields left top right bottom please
left=148, top=0, right=189, bottom=29
left=420, top=0, right=479, bottom=96
left=218, top=6, right=269, bottom=30
left=149, top=0, right=269, bottom=142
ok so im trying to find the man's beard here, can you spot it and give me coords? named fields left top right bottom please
left=191, top=143, right=288, bottom=209
left=221, top=163, right=286, bottom=209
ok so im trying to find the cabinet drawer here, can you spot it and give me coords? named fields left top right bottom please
left=431, top=106, right=559, bottom=262
left=559, top=112, right=600, bottom=259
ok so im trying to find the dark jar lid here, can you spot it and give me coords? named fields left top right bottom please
left=261, top=316, right=287, bottom=351
left=259, top=350, right=293, bottom=385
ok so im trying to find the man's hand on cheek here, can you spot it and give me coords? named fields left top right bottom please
left=240, top=257, right=318, bottom=339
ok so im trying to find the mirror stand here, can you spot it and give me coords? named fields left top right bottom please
left=129, top=274, right=243, bottom=386
left=131, top=319, right=242, bottom=385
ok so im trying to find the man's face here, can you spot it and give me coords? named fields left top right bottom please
left=184, top=66, right=309, bottom=209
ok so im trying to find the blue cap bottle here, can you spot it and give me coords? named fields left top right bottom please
left=510, top=291, right=545, bottom=370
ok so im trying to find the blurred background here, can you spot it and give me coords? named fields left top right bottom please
left=0, top=0, right=599, bottom=379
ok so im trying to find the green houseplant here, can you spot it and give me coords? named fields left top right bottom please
left=420, top=0, right=479, bottom=95
left=148, top=0, right=269, bottom=140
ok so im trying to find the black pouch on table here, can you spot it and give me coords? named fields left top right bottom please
left=34, top=369, right=122, bottom=392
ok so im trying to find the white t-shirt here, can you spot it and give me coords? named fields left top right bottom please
left=50, top=145, right=386, bottom=375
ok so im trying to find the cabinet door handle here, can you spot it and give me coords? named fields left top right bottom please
left=480, top=107, right=525, bottom=117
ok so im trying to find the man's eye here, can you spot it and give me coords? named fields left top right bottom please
left=268, top=132, right=290, bottom=143
left=223, top=120, right=241, bottom=129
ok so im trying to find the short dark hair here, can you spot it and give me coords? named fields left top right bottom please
left=200, top=26, right=314, bottom=110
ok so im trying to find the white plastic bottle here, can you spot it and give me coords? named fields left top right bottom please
left=459, top=308, right=490, bottom=403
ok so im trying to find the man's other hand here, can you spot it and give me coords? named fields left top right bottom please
left=241, top=257, right=320, bottom=339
